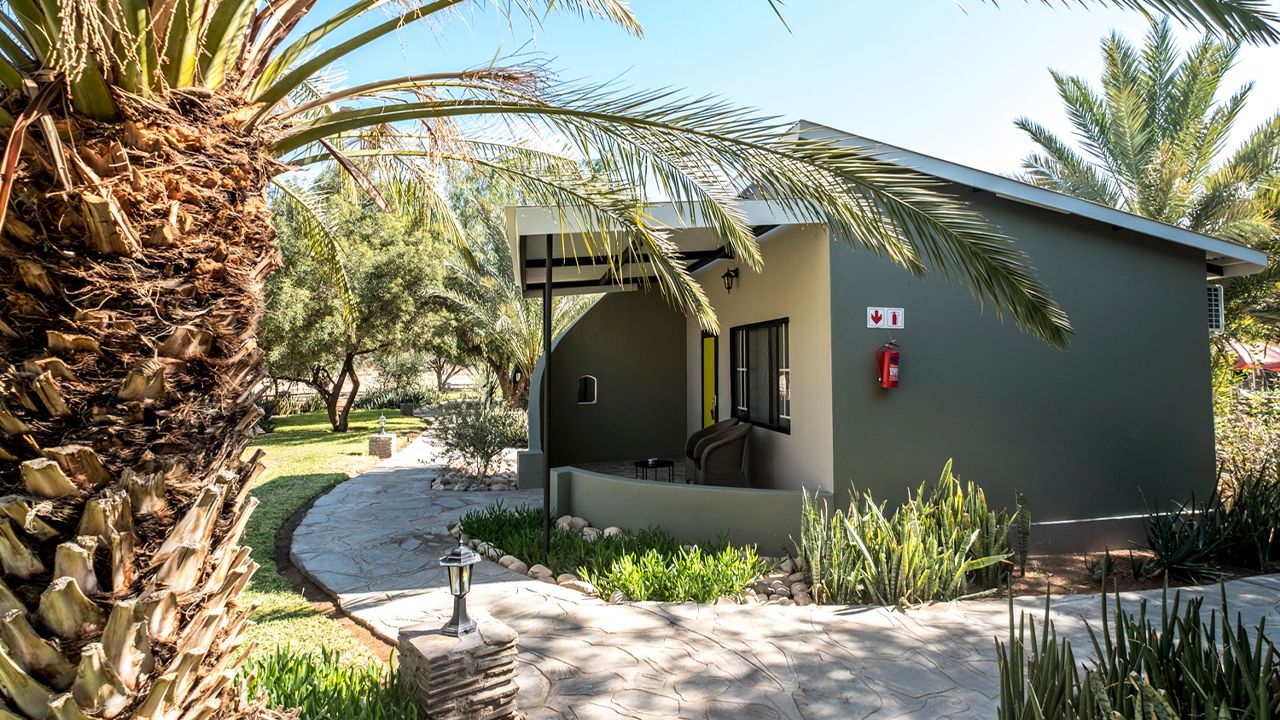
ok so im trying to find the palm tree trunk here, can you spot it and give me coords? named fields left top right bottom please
left=0, top=91, right=276, bottom=716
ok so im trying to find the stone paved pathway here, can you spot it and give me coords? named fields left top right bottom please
left=291, top=437, right=1280, bottom=719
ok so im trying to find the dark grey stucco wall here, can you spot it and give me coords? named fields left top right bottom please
left=829, top=189, right=1215, bottom=522
left=548, top=291, right=687, bottom=465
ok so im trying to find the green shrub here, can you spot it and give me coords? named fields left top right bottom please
left=799, top=460, right=1012, bottom=606
left=996, top=586, right=1280, bottom=719
left=356, top=385, right=441, bottom=411
left=1143, top=460, right=1280, bottom=580
left=243, top=647, right=419, bottom=720
left=458, top=504, right=765, bottom=602
left=430, top=400, right=526, bottom=479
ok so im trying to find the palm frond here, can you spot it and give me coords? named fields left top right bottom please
left=268, top=177, right=359, bottom=336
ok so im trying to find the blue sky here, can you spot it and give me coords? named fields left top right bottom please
left=323, top=0, right=1280, bottom=175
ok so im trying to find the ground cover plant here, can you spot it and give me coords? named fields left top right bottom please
left=799, top=460, right=1014, bottom=605
left=244, top=647, right=419, bottom=720
left=458, top=504, right=765, bottom=602
left=996, top=585, right=1280, bottom=719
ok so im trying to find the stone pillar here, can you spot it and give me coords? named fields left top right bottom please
left=367, top=433, right=394, bottom=458
left=400, top=402, right=416, bottom=416
left=398, top=618, right=520, bottom=719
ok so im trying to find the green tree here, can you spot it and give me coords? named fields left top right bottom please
left=0, top=0, right=1272, bottom=714
left=263, top=173, right=447, bottom=430
left=1015, top=18, right=1280, bottom=334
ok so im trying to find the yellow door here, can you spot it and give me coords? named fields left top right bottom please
left=701, top=333, right=717, bottom=427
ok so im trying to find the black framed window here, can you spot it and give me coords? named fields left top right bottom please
left=730, top=318, right=790, bottom=433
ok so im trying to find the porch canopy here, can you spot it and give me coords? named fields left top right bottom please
left=504, top=200, right=811, bottom=298
left=505, top=200, right=809, bottom=561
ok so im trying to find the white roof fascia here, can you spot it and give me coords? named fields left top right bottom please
left=793, top=121, right=1268, bottom=277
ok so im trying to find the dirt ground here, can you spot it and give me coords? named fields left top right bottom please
left=1005, top=549, right=1257, bottom=597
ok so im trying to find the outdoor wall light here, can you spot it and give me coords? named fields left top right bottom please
left=439, top=542, right=481, bottom=636
left=377, top=414, right=387, bottom=435
left=721, top=267, right=740, bottom=293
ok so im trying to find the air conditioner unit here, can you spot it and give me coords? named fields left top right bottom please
left=1207, top=285, right=1224, bottom=334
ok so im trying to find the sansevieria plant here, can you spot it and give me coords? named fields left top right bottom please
left=0, top=0, right=1273, bottom=718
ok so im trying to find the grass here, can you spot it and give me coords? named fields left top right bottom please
left=241, top=408, right=423, bottom=661
left=459, top=503, right=765, bottom=602
left=244, top=647, right=421, bottom=720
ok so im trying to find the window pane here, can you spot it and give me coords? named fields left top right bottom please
left=747, top=327, right=771, bottom=424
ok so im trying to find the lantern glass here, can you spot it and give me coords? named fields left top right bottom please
left=448, top=563, right=472, bottom=596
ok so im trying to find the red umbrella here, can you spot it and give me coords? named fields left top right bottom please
left=1226, top=338, right=1280, bottom=372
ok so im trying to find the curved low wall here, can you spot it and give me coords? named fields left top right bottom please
left=549, top=467, right=830, bottom=555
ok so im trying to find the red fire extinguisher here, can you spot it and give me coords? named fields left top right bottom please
left=876, top=342, right=900, bottom=389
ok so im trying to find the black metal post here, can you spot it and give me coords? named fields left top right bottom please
left=541, top=234, right=553, bottom=564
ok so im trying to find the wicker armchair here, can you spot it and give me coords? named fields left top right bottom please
left=691, top=422, right=751, bottom=487
left=684, top=418, right=739, bottom=480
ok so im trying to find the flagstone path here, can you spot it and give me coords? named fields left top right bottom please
left=290, top=437, right=1280, bottom=719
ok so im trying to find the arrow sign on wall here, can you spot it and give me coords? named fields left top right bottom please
left=867, top=307, right=905, bottom=329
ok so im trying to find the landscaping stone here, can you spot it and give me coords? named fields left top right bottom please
left=789, top=582, right=808, bottom=596
left=794, top=592, right=812, bottom=607
left=498, top=555, right=517, bottom=568
left=785, top=572, right=806, bottom=584
left=602, top=526, right=622, bottom=538
left=555, top=573, right=578, bottom=585
left=607, top=589, right=629, bottom=604
left=507, top=560, right=528, bottom=576
left=560, top=579, right=597, bottom=596
left=567, top=516, right=589, bottom=530
left=528, top=564, right=552, bottom=578
left=555, top=515, right=574, bottom=530
left=398, top=618, right=519, bottom=720
left=776, top=558, right=795, bottom=574
left=582, top=527, right=601, bottom=542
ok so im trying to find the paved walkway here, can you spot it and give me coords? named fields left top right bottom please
left=291, top=437, right=1280, bottom=719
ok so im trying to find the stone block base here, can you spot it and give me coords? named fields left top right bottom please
left=399, top=618, right=520, bottom=719
left=400, top=402, right=416, bottom=416
left=367, top=434, right=394, bottom=459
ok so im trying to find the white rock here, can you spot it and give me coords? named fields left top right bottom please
left=555, top=573, right=578, bottom=585
left=785, top=572, right=806, bottom=584
left=777, top=558, right=795, bottom=574
left=608, top=589, right=630, bottom=604
left=508, top=560, right=528, bottom=576
left=459, top=534, right=471, bottom=545
left=790, top=582, right=809, bottom=596
left=772, top=585, right=791, bottom=599
left=794, top=592, right=812, bottom=607
left=778, top=597, right=795, bottom=606
left=498, top=555, right=517, bottom=568
left=714, top=595, right=738, bottom=605
left=555, top=515, right=574, bottom=530
left=449, top=525, right=461, bottom=538
left=602, top=526, right=622, bottom=538
left=582, top=527, right=601, bottom=542
left=528, top=564, right=553, bottom=578
left=568, top=516, right=589, bottom=530
left=561, top=579, right=597, bottom=596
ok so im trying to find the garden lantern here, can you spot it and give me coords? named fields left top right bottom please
left=439, top=542, right=481, bottom=636
left=377, top=414, right=387, bottom=434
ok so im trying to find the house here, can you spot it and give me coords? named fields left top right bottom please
left=506, top=122, right=1267, bottom=554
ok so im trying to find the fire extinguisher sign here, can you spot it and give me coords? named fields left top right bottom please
left=866, top=307, right=905, bottom=329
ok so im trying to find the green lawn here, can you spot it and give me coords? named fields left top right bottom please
left=241, top=408, right=424, bottom=661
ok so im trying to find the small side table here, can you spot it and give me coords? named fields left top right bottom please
left=633, top=459, right=675, bottom=483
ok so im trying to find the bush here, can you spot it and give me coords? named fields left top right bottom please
left=799, top=460, right=1012, bottom=606
left=430, top=400, right=526, bottom=479
left=996, top=586, right=1280, bottom=719
left=458, top=504, right=765, bottom=603
left=355, top=385, right=440, bottom=411
left=1142, top=459, right=1280, bottom=580
left=243, top=647, right=419, bottom=720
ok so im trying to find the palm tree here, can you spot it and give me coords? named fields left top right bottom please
left=441, top=169, right=595, bottom=408
left=1015, top=18, right=1280, bottom=333
left=0, top=0, right=1271, bottom=716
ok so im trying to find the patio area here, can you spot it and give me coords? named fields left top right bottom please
left=291, top=436, right=1280, bottom=719
left=578, top=460, right=690, bottom=484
